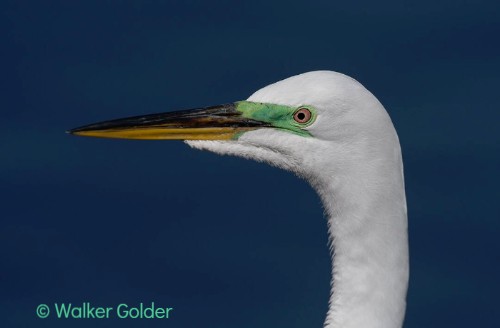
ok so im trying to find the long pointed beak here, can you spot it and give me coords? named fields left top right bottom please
left=67, top=103, right=269, bottom=140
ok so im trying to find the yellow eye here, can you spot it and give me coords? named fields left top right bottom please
left=293, top=108, right=312, bottom=124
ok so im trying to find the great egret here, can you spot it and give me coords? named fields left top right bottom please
left=69, top=71, right=409, bottom=328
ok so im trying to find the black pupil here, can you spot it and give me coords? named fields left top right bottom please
left=297, top=112, right=306, bottom=120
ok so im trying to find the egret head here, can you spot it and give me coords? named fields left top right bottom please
left=69, top=71, right=396, bottom=180
left=68, top=71, right=408, bottom=328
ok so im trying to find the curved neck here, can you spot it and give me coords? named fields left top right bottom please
left=312, top=146, right=409, bottom=328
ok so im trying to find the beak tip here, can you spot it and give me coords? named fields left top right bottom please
left=67, top=128, right=85, bottom=136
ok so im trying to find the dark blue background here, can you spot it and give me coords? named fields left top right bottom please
left=1, top=1, right=499, bottom=327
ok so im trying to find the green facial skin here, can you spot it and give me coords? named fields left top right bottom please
left=234, top=101, right=317, bottom=140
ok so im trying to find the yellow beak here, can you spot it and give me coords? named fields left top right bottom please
left=67, top=103, right=269, bottom=140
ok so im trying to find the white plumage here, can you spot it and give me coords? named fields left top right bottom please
left=188, top=71, right=409, bottom=328
left=70, top=70, right=409, bottom=328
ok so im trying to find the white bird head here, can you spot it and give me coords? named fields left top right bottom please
left=68, top=70, right=408, bottom=328
left=189, top=71, right=398, bottom=180
left=69, top=71, right=399, bottom=183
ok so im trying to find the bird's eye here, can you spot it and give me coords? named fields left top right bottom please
left=293, top=108, right=312, bottom=124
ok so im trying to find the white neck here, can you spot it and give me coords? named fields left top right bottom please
left=310, top=143, right=409, bottom=328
